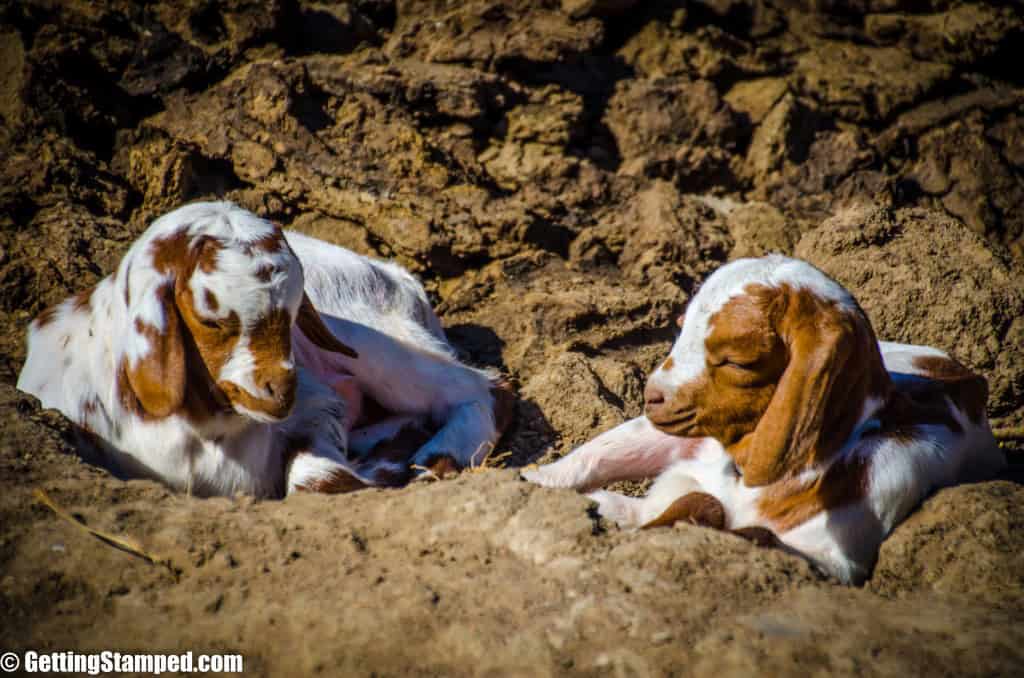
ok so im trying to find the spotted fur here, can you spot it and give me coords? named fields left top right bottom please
left=18, top=201, right=509, bottom=497
left=524, top=255, right=1005, bottom=583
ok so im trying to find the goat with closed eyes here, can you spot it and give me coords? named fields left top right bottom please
left=524, top=254, right=1006, bottom=584
left=18, top=201, right=512, bottom=497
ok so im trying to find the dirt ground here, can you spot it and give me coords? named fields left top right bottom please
left=1, top=1, right=1023, bottom=676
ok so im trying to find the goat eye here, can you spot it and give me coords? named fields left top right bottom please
left=714, top=357, right=756, bottom=371
left=198, top=316, right=222, bottom=330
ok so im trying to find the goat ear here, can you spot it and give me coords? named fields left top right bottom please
left=123, top=281, right=187, bottom=417
left=730, top=290, right=866, bottom=487
left=296, top=293, right=358, bottom=358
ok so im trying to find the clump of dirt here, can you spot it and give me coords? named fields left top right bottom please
left=1, top=0, right=1022, bottom=675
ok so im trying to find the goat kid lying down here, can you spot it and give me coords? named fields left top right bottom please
left=18, top=201, right=512, bottom=497
left=524, top=255, right=1005, bottom=584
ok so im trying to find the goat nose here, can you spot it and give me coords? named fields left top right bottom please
left=265, top=374, right=296, bottom=404
left=644, top=383, right=666, bottom=408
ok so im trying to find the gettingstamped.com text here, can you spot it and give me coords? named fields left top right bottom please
left=1, top=650, right=243, bottom=674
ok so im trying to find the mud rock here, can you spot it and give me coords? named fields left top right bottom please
left=387, top=0, right=604, bottom=64
left=561, top=0, right=638, bottom=19
left=871, top=482, right=1024, bottom=605
left=150, top=0, right=284, bottom=61
left=133, top=56, right=530, bottom=272
left=745, top=93, right=819, bottom=180
left=619, top=13, right=783, bottom=84
left=989, top=113, right=1024, bottom=171
left=481, top=85, right=585, bottom=190
left=745, top=92, right=889, bottom=223
left=520, top=352, right=646, bottom=452
left=723, top=200, right=800, bottom=258
left=793, top=41, right=953, bottom=124
left=572, top=181, right=732, bottom=287
left=692, top=588, right=1024, bottom=676
left=287, top=1, right=385, bottom=55
left=796, top=205, right=1024, bottom=426
left=903, top=110, right=1024, bottom=259
left=0, top=31, right=27, bottom=144
left=0, top=136, right=132, bottom=224
left=724, top=77, right=788, bottom=125
left=441, top=254, right=680, bottom=381
left=606, top=77, right=744, bottom=191
left=865, top=4, right=1024, bottom=69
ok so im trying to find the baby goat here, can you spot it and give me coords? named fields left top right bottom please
left=18, top=201, right=510, bottom=497
left=525, top=255, right=1005, bottom=583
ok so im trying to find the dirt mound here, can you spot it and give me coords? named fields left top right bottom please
left=1, top=0, right=1023, bottom=675
left=2, top=382, right=1022, bottom=675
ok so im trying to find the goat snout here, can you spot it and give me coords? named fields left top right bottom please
left=265, top=371, right=297, bottom=409
left=644, top=381, right=700, bottom=435
left=644, top=383, right=666, bottom=408
left=644, top=382, right=672, bottom=423
left=219, top=369, right=297, bottom=422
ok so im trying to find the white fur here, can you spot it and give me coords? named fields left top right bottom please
left=525, top=256, right=1005, bottom=584
left=18, top=201, right=501, bottom=497
left=285, top=231, right=501, bottom=469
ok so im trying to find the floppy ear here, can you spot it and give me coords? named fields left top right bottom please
left=730, top=290, right=881, bottom=487
left=296, top=293, right=358, bottom=358
left=123, top=280, right=187, bottom=417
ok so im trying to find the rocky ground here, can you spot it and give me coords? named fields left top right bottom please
left=1, top=1, right=1023, bottom=675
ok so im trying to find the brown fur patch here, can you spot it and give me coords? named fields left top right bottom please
left=78, top=396, right=106, bottom=434
left=490, top=379, right=517, bottom=437
left=911, top=355, right=988, bottom=425
left=72, top=286, right=94, bottom=313
left=295, top=466, right=368, bottom=494
left=371, top=423, right=434, bottom=469
left=731, top=526, right=784, bottom=549
left=872, top=361, right=988, bottom=445
left=123, top=261, right=132, bottom=307
left=116, top=362, right=145, bottom=417
left=195, top=236, right=221, bottom=273
left=150, top=229, right=191, bottom=275
left=178, top=321, right=233, bottom=423
left=121, top=282, right=186, bottom=418
left=727, top=284, right=890, bottom=487
left=204, top=290, right=219, bottom=312
left=757, top=451, right=871, bottom=531
left=249, top=230, right=287, bottom=255
left=296, top=294, right=358, bottom=358
left=641, top=492, right=726, bottom=530
left=172, top=277, right=245, bottom=421
left=648, top=287, right=786, bottom=441
left=80, top=396, right=101, bottom=417
left=228, top=307, right=296, bottom=418
left=426, top=455, right=460, bottom=479
left=33, top=305, right=59, bottom=329
left=255, top=263, right=275, bottom=283
left=151, top=231, right=223, bottom=278
left=661, top=356, right=674, bottom=371
left=117, top=280, right=236, bottom=423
